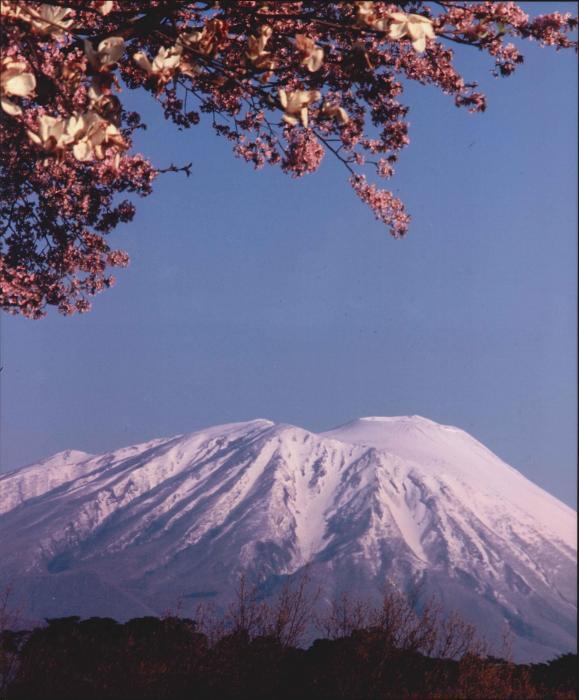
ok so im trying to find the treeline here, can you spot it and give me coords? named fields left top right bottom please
left=0, top=583, right=576, bottom=699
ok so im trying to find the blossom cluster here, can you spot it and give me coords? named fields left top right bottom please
left=1, top=1, right=576, bottom=317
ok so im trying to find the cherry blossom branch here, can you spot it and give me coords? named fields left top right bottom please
left=1, top=1, right=576, bottom=317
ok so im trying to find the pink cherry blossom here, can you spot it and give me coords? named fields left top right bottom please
left=0, top=1, right=576, bottom=318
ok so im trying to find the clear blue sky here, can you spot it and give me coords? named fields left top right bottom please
left=1, top=3, right=577, bottom=507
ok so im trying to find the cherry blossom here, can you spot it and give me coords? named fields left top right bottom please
left=282, top=129, right=325, bottom=177
left=0, top=1, right=576, bottom=318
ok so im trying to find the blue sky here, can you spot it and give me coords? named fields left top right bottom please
left=1, top=3, right=577, bottom=507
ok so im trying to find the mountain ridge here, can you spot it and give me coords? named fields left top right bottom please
left=0, top=416, right=576, bottom=662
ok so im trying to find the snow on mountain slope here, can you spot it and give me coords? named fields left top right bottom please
left=323, top=416, right=575, bottom=553
left=0, top=449, right=93, bottom=515
left=0, top=416, right=576, bottom=662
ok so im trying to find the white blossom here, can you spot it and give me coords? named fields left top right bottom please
left=133, top=45, right=183, bottom=79
left=27, top=111, right=125, bottom=160
left=178, top=24, right=219, bottom=57
left=388, top=12, right=435, bottom=53
left=84, top=36, right=124, bottom=70
left=1, top=58, right=36, bottom=116
left=321, top=101, right=349, bottom=125
left=27, top=114, right=72, bottom=153
left=356, top=2, right=387, bottom=31
left=247, top=25, right=272, bottom=62
left=67, top=111, right=125, bottom=161
left=295, top=34, right=324, bottom=73
left=95, top=1, right=114, bottom=15
left=245, top=26, right=277, bottom=80
left=0, top=2, right=28, bottom=21
left=28, top=4, right=74, bottom=39
left=279, top=89, right=321, bottom=128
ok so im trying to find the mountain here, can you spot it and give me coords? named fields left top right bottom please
left=0, top=416, right=576, bottom=661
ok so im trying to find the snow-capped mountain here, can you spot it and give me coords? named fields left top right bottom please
left=0, top=416, right=576, bottom=661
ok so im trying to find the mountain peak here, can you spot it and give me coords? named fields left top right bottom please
left=321, top=414, right=457, bottom=447
left=357, top=415, right=431, bottom=422
left=0, top=416, right=575, bottom=662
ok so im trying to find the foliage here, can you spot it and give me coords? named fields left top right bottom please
left=0, top=587, right=26, bottom=699
left=2, top=583, right=576, bottom=699
left=0, top=1, right=576, bottom=317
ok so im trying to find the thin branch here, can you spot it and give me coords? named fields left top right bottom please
left=155, top=161, right=193, bottom=176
